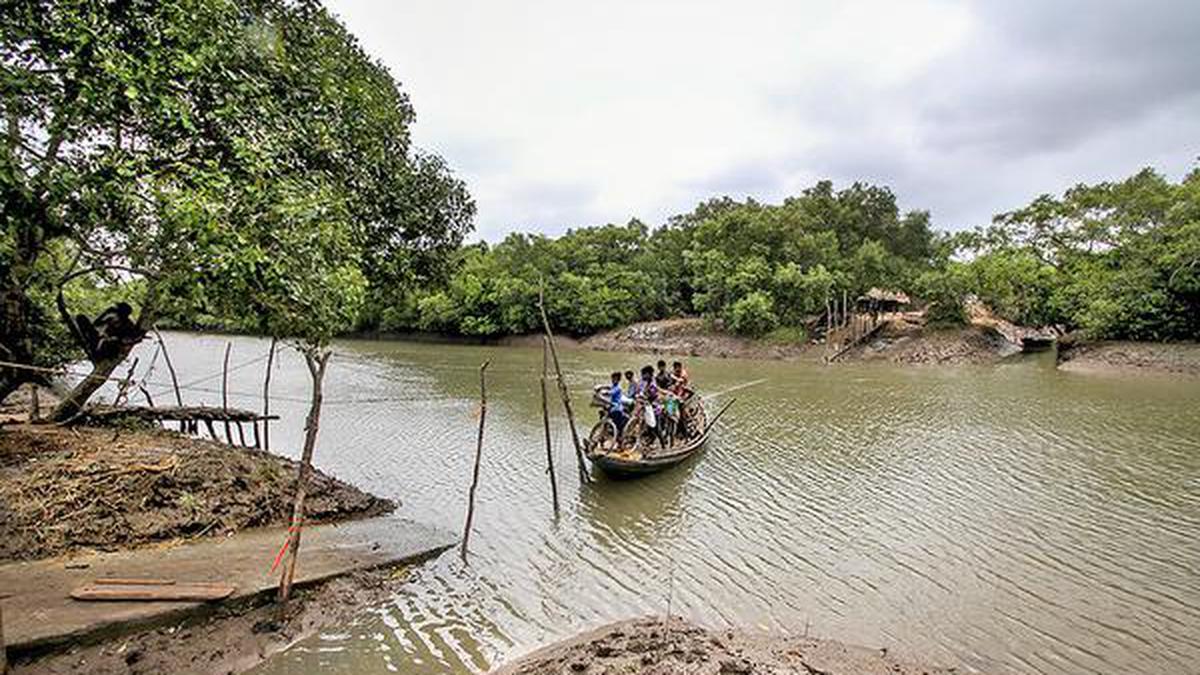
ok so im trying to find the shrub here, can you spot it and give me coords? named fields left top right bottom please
left=726, top=291, right=779, bottom=337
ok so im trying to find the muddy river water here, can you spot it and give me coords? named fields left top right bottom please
left=138, top=333, right=1200, bottom=674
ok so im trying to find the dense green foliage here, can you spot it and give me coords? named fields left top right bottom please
left=363, top=167, right=1198, bottom=343
left=952, top=167, right=1200, bottom=340
left=1, top=0, right=472, bottom=406
left=364, top=182, right=945, bottom=337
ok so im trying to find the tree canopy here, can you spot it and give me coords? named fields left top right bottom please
left=1, top=0, right=473, bottom=409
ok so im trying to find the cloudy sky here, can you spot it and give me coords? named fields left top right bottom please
left=327, top=0, right=1200, bottom=241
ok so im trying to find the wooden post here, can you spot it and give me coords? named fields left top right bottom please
left=1, top=596, right=7, bottom=675
left=541, top=337, right=560, bottom=516
left=461, top=360, right=490, bottom=561
left=28, top=382, right=39, bottom=422
left=252, top=420, right=261, bottom=449
left=221, top=342, right=233, bottom=445
left=842, top=289, right=849, bottom=328
left=236, top=421, right=247, bottom=447
left=262, top=337, right=277, bottom=452
left=278, top=349, right=332, bottom=607
left=537, top=283, right=590, bottom=484
left=112, top=357, right=139, bottom=406
left=155, top=329, right=186, bottom=432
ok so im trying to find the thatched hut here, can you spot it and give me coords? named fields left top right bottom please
left=857, top=288, right=911, bottom=315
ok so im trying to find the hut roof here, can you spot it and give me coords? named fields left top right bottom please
left=860, top=288, right=911, bottom=304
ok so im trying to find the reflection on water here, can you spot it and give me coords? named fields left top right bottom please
left=125, top=333, right=1200, bottom=675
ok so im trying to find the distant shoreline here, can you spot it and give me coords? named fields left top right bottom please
left=162, top=322, right=1200, bottom=377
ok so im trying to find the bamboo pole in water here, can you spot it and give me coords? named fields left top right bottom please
left=461, top=360, right=490, bottom=561
left=262, top=337, right=277, bottom=452
left=541, top=337, right=560, bottom=517
left=537, top=284, right=590, bottom=484
left=221, top=343, right=233, bottom=444
left=155, top=329, right=186, bottom=432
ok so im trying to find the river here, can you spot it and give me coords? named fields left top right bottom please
left=133, top=332, right=1200, bottom=674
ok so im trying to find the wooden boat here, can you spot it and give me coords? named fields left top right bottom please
left=584, top=393, right=734, bottom=479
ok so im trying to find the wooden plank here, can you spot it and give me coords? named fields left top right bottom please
left=71, top=582, right=235, bottom=602
left=95, top=578, right=175, bottom=586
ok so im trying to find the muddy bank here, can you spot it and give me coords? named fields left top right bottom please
left=493, top=616, right=954, bottom=675
left=582, top=318, right=818, bottom=361
left=842, top=315, right=1022, bottom=365
left=9, top=566, right=403, bottom=675
left=1057, top=339, right=1200, bottom=376
left=0, top=424, right=393, bottom=562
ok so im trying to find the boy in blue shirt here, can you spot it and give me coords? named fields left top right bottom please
left=608, top=371, right=628, bottom=434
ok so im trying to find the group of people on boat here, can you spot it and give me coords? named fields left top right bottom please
left=604, top=360, right=695, bottom=449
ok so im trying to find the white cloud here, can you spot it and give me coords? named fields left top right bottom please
left=327, top=0, right=1199, bottom=240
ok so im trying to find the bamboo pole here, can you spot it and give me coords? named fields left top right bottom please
left=537, top=284, right=590, bottom=484
left=461, top=360, right=490, bottom=561
left=221, top=342, right=233, bottom=445
left=1, top=597, right=7, bottom=675
left=842, top=289, right=849, bottom=328
left=112, top=357, right=139, bottom=406
left=154, top=329, right=185, bottom=432
left=262, top=337, right=277, bottom=452
left=28, top=383, right=39, bottom=422
left=541, top=337, right=560, bottom=516
left=278, top=349, right=332, bottom=607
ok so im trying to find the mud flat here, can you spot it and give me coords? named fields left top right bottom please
left=1057, top=339, right=1200, bottom=376
left=492, top=616, right=955, bottom=675
left=582, top=318, right=818, bottom=361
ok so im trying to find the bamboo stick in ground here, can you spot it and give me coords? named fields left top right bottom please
left=278, top=349, right=332, bottom=607
left=154, top=329, right=186, bottom=432
left=541, top=337, right=560, bottom=517
left=537, top=284, right=590, bottom=484
left=262, top=337, right=277, bottom=452
left=28, top=382, right=39, bottom=422
left=461, top=360, right=490, bottom=561
left=221, top=342, right=233, bottom=444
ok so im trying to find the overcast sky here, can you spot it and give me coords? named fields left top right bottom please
left=327, top=0, right=1200, bottom=241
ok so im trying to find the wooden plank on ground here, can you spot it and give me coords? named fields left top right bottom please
left=71, top=582, right=235, bottom=602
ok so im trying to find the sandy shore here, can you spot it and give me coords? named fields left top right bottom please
left=493, top=616, right=955, bottom=675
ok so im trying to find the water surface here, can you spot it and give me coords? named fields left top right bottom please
left=128, top=333, right=1200, bottom=674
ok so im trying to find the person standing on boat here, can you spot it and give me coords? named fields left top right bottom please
left=638, top=365, right=668, bottom=448
left=671, top=361, right=691, bottom=396
left=655, top=360, right=676, bottom=390
left=623, top=370, right=637, bottom=409
left=607, top=371, right=628, bottom=434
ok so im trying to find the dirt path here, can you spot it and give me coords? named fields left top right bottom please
left=493, top=616, right=955, bottom=675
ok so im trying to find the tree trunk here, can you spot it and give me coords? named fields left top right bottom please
left=277, top=348, right=331, bottom=606
left=50, top=305, right=154, bottom=422
left=0, top=285, right=36, bottom=405
left=49, top=351, right=130, bottom=422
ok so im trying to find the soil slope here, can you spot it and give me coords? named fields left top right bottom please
left=0, top=424, right=393, bottom=562
left=493, top=616, right=954, bottom=675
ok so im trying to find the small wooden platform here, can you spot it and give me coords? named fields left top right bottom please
left=0, top=516, right=456, bottom=656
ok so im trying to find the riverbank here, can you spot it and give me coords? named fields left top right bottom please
left=493, top=616, right=953, bottom=675
left=1057, top=339, right=1200, bottom=376
left=0, top=424, right=393, bottom=562
left=0, top=408, right=440, bottom=674
left=582, top=318, right=819, bottom=360
left=9, top=566, right=407, bottom=675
